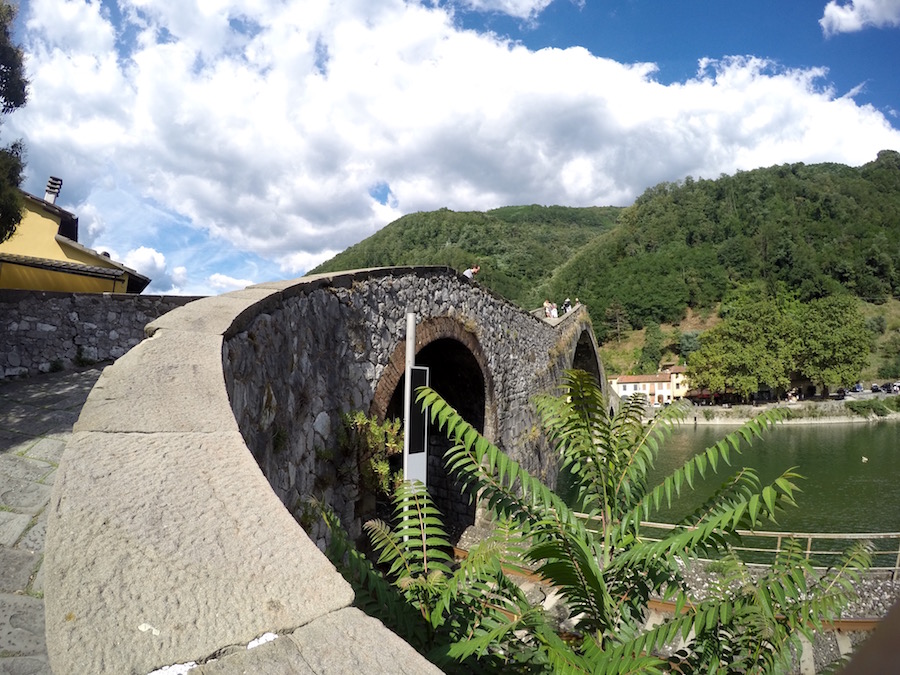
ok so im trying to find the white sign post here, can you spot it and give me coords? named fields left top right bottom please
left=403, top=313, right=429, bottom=487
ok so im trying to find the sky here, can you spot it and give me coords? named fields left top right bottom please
left=4, top=0, right=900, bottom=295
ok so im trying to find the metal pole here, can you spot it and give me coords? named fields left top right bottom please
left=403, top=312, right=414, bottom=480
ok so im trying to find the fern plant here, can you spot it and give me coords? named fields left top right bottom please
left=316, top=483, right=553, bottom=672
left=415, top=369, right=871, bottom=673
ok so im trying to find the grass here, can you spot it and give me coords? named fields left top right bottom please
left=601, top=307, right=721, bottom=375
left=844, top=396, right=900, bottom=418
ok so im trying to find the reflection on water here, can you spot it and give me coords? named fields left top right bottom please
left=646, top=422, right=900, bottom=533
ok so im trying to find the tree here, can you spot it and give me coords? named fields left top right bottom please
left=0, top=0, right=28, bottom=243
left=797, top=294, right=870, bottom=391
left=604, top=300, right=631, bottom=344
left=679, top=330, right=701, bottom=362
left=637, top=321, right=662, bottom=373
left=688, top=291, right=800, bottom=399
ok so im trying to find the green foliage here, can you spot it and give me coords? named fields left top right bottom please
left=320, top=372, right=870, bottom=672
left=679, top=330, right=701, bottom=361
left=0, top=1, right=27, bottom=243
left=844, top=398, right=894, bottom=417
left=310, top=205, right=619, bottom=310
left=317, top=486, right=545, bottom=672
left=687, top=286, right=800, bottom=398
left=637, top=322, right=663, bottom=373
left=688, top=288, right=872, bottom=396
left=797, top=294, right=871, bottom=389
left=312, top=153, right=900, bottom=335
left=878, top=355, right=900, bottom=379
left=866, top=315, right=887, bottom=335
left=604, top=300, right=631, bottom=344
left=412, top=371, right=868, bottom=672
left=338, top=411, right=403, bottom=497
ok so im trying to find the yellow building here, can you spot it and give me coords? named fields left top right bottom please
left=0, top=177, right=150, bottom=294
left=608, top=366, right=690, bottom=405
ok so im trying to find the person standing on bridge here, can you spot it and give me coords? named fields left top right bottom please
left=463, top=265, right=480, bottom=280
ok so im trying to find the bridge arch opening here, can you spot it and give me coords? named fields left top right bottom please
left=571, top=328, right=602, bottom=386
left=372, top=318, right=495, bottom=542
left=383, top=338, right=484, bottom=540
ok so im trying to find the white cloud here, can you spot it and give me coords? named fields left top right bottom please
left=122, top=245, right=181, bottom=291
left=453, top=0, right=555, bottom=21
left=207, top=272, right=255, bottom=292
left=6, top=0, right=900, bottom=297
left=820, top=0, right=900, bottom=36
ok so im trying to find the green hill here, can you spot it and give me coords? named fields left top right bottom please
left=311, top=151, right=900, bottom=342
left=310, top=205, right=621, bottom=309
left=544, top=150, right=900, bottom=336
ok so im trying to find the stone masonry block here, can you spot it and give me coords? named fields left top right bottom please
left=45, top=430, right=353, bottom=675
left=74, top=330, right=238, bottom=434
left=145, top=288, right=281, bottom=339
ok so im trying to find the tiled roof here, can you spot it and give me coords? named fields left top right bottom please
left=0, top=252, right=125, bottom=279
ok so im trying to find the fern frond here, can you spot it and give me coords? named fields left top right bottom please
left=312, top=498, right=427, bottom=647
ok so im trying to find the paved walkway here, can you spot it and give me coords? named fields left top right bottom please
left=0, top=367, right=104, bottom=675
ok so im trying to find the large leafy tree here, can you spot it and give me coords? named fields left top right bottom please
left=0, top=0, right=27, bottom=243
left=688, top=288, right=872, bottom=399
left=687, top=290, right=800, bottom=399
left=796, top=294, right=871, bottom=391
left=319, top=371, right=869, bottom=673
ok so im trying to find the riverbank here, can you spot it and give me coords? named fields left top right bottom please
left=684, top=396, right=900, bottom=425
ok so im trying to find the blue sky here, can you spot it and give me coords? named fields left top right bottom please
left=5, top=0, right=900, bottom=295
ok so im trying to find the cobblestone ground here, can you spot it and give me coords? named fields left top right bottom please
left=0, top=367, right=104, bottom=675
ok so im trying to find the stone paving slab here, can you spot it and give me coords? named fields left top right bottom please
left=15, top=511, right=46, bottom=554
left=0, top=512, right=31, bottom=547
left=0, top=408, right=76, bottom=438
left=0, top=477, right=52, bottom=515
left=0, top=457, right=53, bottom=485
left=19, top=438, right=66, bottom=465
left=0, top=430, right=31, bottom=454
left=0, top=655, right=52, bottom=675
left=0, top=549, right=39, bottom=594
left=0, top=367, right=104, bottom=675
left=0, top=594, right=46, bottom=657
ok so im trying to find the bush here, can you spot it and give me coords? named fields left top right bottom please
left=845, top=399, right=892, bottom=417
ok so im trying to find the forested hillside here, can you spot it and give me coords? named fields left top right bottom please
left=310, top=205, right=620, bottom=308
left=543, top=150, right=900, bottom=338
left=311, top=151, right=900, bottom=346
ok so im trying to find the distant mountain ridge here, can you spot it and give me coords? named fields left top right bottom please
left=311, top=151, right=900, bottom=341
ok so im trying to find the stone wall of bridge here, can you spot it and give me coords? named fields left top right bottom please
left=222, top=266, right=605, bottom=543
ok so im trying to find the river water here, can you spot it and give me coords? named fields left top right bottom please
left=646, top=422, right=900, bottom=533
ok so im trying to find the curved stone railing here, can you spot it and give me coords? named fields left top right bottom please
left=44, top=266, right=601, bottom=674
left=44, top=269, right=447, bottom=674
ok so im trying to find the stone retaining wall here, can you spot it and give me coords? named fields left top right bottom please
left=0, top=289, right=200, bottom=379
left=44, top=267, right=603, bottom=674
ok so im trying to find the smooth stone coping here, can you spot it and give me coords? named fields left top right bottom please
left=45, top=271, right=444, bottom=674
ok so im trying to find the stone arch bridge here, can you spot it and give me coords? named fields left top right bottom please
left=45, top=266, right=606, bottom=673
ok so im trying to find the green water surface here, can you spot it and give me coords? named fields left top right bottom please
left=644, top=422, right=900, bottom=534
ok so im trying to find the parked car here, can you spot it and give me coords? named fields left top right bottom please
left=872, top=383, right=881, bottom=393
left=851, top=383, right=864, bottom=393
